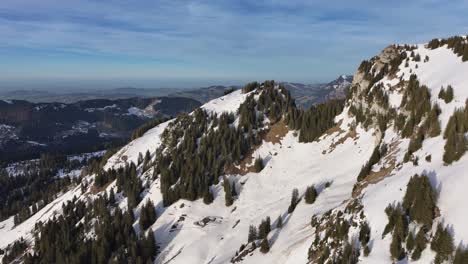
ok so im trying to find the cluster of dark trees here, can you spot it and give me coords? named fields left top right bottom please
left=356, top=144, right=387, bottom=182
left=22, top=194, right=157, bottom=264
left=93, top=160, right=144, bottom=208
left=427, top=36, right=468, bottom=62
left=246, top=216, right=272, bottom=254
left=0, top=153, right=96, bottom=225
left=155, top=81, right=294, bottom=206
left=359, top=222, right=371, bottom=256
left=139, top=200, right=157, bottom=230
left=288, top=188, right=300, bottom=213
left=1, top=238, right=28, bottom=264
left=387, top=74, right=440, bottom=163
left=439, top=85, right=454, bottom=103
left=382, top=174, right=449, bottom=262
left=223, top=177, right=237, bottom=206
left=155, top=109, right=256, bottom=206
left=443, top=101, right=468, bottom=164
left=309, top=211, right=359, bottom=264
left=286, top=99, right=344, bottom=143
left=116, top=163, right=142, bottom=209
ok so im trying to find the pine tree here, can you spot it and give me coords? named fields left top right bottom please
left=359, top=221, right=371, bottom=246
left=402, top=174, right=436, bottom=227
left=438, top=87, right=446, bottom=100
left=463, top=45, right=468, bottom=62
left=454, top=245, right=468, bottom=264
left=258, top=217, right=271, bottom=239
left=445, top=85, right=454, bottom=103
left=224, top=177, right=233, bottom=206
left=248, top=225, right=258, bottom=242
left=411, top=228, right=427, bottom=260
left=431, top=224, right=454, bottom=264
left=260, top=238, right=270, bottom=253
left=390, top=231, right=405, bottom=261
left=203, top=189, right=214, bottom=204
left=288, top=188, right=299, bottom=213
left=254, top=157, right=264, bottom=173
left=304, top=185, right=318, bottom=204
left=231, top=182, right=237, bottom=197
left=138, top=152, right=144, bottom=165
left=109, top=189, right=115, bottom=205
left=139, top=200, right=157, bottom=230
left=364, top=245, right=371, bottom=257
left=141, top=229, right=157, bottom=262
left=276, top=215, right=283, bottom=228
left=406, top=232, right=415, bottom=252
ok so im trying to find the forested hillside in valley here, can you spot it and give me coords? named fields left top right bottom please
left=2, top=35, right=468, bottom=264
left=0, top=97, right=199, bottom=163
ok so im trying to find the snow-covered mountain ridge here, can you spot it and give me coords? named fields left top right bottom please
left=1, top=36, right=468, bottom=264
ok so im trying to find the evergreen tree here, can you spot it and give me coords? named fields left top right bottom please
left=231, top=182, right=238, bottom=197
left=139, top=200, right=157, bottom=230
left=390, top=231, right=405, bottom=261
left=258, top=217, right=271, bottom=239
left=254, top=157, right=264, bottom=173
left=412, top=228, right=428, bottom=260
left=224, top=177, right=234, bottom=207
left=445, top=85, right=454, bottom=103
left=304, top=185, right=318, bottom=204
left=276, top=215, right=283, bottom=228
left=138, top=152, right=144, bottom=165
left=109, top=189, right=115, bottom=205
left=463, top=45, right=468, bottom=62
left=260, top=239, right=270, bottom=253
left=203, top=189, right=214, bottom=204
left=248, top=225, right=258, bottom=242
left=431, top=224, right=454, bottom=264
left=288, top=188, right=300, bottom=213
left=364, top=245, right=371, bottom=257
left=406, top=232, right=415, bottom=252
left=140, top=229, right=157, bottom=262
left=454, top=245, right=468, bottom=264
left=359, top=221, right=371, bottom=246
left=402, top=174, right=436, bottom=227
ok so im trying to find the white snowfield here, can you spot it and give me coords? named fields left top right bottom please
left=1, top=42, right=468, bottom=264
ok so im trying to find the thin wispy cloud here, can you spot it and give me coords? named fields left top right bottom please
left=0, top=0, right=467, bottom=89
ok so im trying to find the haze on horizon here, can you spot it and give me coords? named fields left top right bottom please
left=1, top=0, right=467, bottom=91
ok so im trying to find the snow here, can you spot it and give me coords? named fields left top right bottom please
left=0, top=183, right=84, bottom=249
left=26, top=140, right=47, bottom=146
left=397, top=44, right=468, bottom=129
left=201, top=89, right=253, bottom=114
left=148, top=111, right=376, bottom=264
left=127, top=106, right=153, bottom=118
left=104, top=120, right=171, bottom=170
left=85, top=104, right=118, bottom=112
left=357, top=43, right=468, bottom=262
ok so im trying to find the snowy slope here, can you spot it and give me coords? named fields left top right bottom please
left=2, top=39, right=468, bottom=264
left=357, top=43, right=468, bottom=262
left=150, top=115, right=375, bottom=264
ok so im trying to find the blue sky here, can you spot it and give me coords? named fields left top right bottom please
left=0, top=0, right=467, bottom=90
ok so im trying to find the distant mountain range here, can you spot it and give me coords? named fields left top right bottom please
left=0, top=86, right=237, bottom=104
left=282, top=75, right=353, bottom=109
left=0, top=76, right=352, bottom=108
